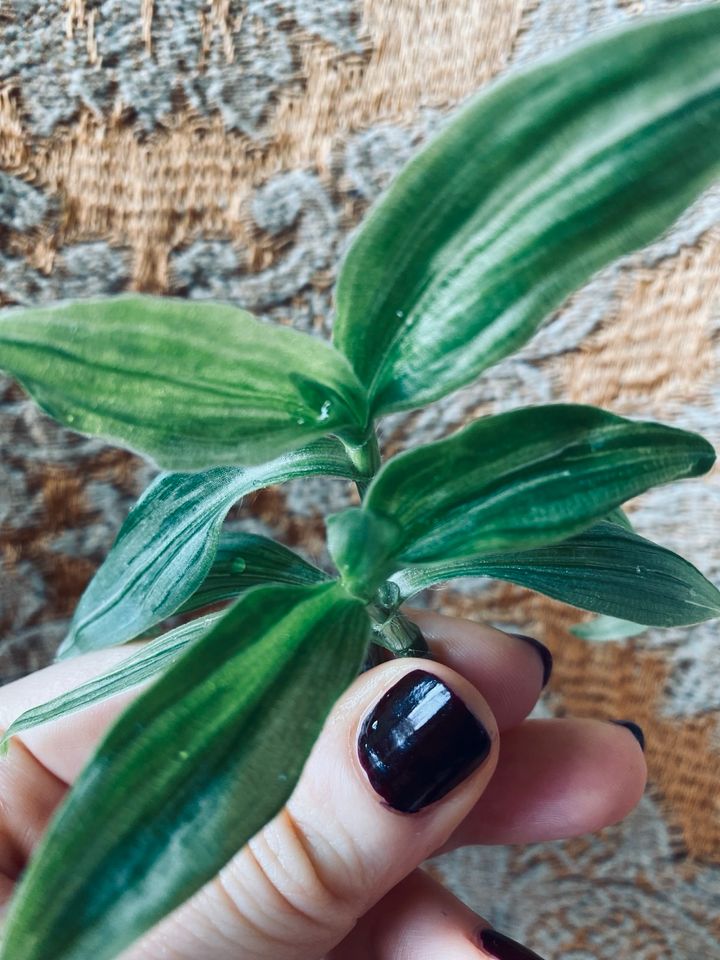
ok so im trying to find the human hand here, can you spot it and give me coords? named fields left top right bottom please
left=0, top=610, right=646, bottom=960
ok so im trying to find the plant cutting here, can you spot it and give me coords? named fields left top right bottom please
left=0, top=6, right=719, bottom=959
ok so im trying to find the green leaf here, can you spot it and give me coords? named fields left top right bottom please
left=0, top=295, right=369, bottom=469
left=571, top=614, right=647, bottom=641
left=391, top=521, right=720, bottom=627
left=1, top=614, right=221, bottom=748
left=1, top=582, right=370, bottom=960
left=605, top=506, right=633, bottom=530
left=333, top=6, right=720, bottom=414
left=58, top=438, right=358, bottom=659
left=364, top=404, right=715, bottom=564
left=326, top=506, right=403, bottom=601
left=179, top=532, right=330, bottom=613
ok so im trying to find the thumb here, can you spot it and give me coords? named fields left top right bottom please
left=132, top=659, right=499, bottom=960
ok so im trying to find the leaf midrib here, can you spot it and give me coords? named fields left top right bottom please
left=369, top=70, right=720, bottom=407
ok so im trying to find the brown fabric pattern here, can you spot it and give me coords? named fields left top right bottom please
left=1, top=2, right=719, bottom=957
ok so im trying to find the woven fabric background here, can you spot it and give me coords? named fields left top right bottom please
left=1, top=1, right=719, bottom=957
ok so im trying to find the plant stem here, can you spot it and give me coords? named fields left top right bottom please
left=355, top=476, right=372, bottom=500
left=342, top=430, right=381, bottom=500
left=368, top=606, right=432, bottom=659
left=338, top=437, right=432, bottom=659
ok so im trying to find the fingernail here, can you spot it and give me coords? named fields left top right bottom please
left=511, top=634, right=553, bottom=687
left=477, top=927, right=547, bottom=960
left=611, top=720, right=645, bottom=751
left=358, top=669, right=491, bottom=813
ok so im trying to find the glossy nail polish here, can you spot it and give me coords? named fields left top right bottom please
left=478, top=927, right=547, bottom=960
left=611, top=720, right=645, bottom=751
left=358, top=669, right=491, bottom=813
left=511, top=634, right=553, bottom=687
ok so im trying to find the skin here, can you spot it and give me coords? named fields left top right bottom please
left=0, top=609, right=646, bottom=959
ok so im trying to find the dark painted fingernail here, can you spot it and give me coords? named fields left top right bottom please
left=358, top=669, right=491, bottom=813
left=611, top=720, right=645, bottom=751
left=477, top=927, right=547, bottom=960
left=511, top=634, right=553, bottom=687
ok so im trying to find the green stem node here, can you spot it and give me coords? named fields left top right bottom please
left=367, top=606, right=432, bottom=659
left=341, top=431, right=381, bottom=499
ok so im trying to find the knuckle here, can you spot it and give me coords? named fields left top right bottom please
left=213, top=807, right=361, bottom=953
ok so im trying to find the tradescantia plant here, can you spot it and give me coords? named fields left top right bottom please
left=1, top=7, right=720, bottom=959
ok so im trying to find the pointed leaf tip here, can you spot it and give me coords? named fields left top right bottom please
left=392, top=520, right=720, bottom=627
left=365, top=405, right=715, bottom=565
left=334, top=7, right=720, bottom=413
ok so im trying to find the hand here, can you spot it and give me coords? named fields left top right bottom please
left=0, top=610, right=646, bottom=960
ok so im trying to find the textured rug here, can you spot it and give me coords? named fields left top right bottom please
left=1, top=1, right=719, bottom=957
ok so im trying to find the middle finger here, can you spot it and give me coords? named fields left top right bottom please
left=410, top=608, right=550, bottom=730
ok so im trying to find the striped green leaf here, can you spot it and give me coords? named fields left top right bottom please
left=362, top=405, right=715, bottom=564
left=179, top=532, right=329, bottom=614
left=0, top=295, right=369, bottom=470
left=391, top=521, right=720, bottom=626
left=2, top=615, right=221, bottom=747
left=58, top=438, right=357, bottom=658
left=571, top=614, right=647, bottom=641
left=334, top=6, right=720, bottom=414
left=605, top=507, right=633, bottom=530
left=1, top=582, right=369, bottom=960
